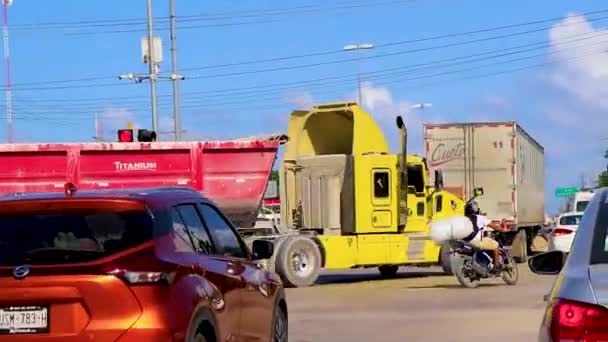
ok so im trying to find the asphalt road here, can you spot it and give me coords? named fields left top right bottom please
left=286, top=266, right=555, bottom=342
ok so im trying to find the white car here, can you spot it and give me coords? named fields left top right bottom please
left=548, top=211, right=583, bottom=253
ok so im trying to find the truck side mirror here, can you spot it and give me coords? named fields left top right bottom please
left=434, top=170, right=444, bottom=190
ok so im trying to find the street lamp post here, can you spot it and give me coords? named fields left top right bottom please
left=343, top=43, right=374, bottom=105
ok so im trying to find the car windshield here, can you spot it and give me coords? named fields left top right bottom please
left=0, top=209, right=153, bottom=266
left=560, top=214, right=583, bottom=226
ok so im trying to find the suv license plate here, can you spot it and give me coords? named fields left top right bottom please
left=0, top=306, right=49, bottom=334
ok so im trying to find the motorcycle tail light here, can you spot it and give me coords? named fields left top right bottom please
left=548, top=298, right=608, bottom=341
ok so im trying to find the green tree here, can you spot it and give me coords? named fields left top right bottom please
left=599, top=171, right=608, bottom=188
left=270, top=170, right=279, bottom=181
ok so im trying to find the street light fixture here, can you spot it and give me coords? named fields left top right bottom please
left=410, top=103, right=433, bottom=110
left=343, top=43, right=375, bottom=105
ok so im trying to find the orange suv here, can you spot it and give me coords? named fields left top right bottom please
left=0, top=186, right=287, bottom=341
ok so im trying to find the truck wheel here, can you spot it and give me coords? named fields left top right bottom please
left=512, top=229, right=528, bottom=263
left=439, top=244, right=453, bottom=275
left=275, top=236, right=321, bottom=288
left=378, top=265, right=399, bottom=278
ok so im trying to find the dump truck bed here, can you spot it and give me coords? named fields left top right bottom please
left=423, top=122, right=545, bottom=228
left=0, top=137, right=285, bottom=228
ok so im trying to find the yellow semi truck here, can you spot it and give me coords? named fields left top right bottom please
left=255, top=102, right=467, bottom=287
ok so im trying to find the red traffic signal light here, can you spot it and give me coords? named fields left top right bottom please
left=117, top=129, right=134, bottom=142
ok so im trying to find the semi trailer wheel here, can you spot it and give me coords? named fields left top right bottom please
left=439, top=244, right=454, bottom=275
left=512, top=229, right=528, bottom=263
left=275, top=236, right=322, bottom=288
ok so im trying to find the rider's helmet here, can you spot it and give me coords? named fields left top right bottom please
left=465, top=201, right=480, bottom=216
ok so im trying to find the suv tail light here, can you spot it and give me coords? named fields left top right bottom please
left=107, top=269, right=175, bottom=285
left=553, top=228, right=574, bottom=236
left=548, top=298, right=608, bottom=340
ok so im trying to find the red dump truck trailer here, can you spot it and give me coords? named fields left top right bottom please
left=0, top=136, right=286, bottom=228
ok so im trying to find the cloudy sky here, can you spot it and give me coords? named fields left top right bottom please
left=4, top=0, right=608, bottom=211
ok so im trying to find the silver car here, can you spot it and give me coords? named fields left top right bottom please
left=528, top=188, right=608, bottom=341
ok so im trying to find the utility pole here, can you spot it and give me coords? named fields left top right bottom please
left=343, top=43, right=374, bottom=105
left=580, top=173, right=586, bottom=190
left=2, top=0, right=12, bottom=143
left=169, top=0, right=181, bottom=141
left=146, top=0, right=159, bottom=133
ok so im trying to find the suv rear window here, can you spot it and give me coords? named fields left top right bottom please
left=0, top=209, right=153, bottom=266
left=560, top=214, right=582, bottom=226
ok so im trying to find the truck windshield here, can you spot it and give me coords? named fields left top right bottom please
left=560, top=214, right=583, bottom=226
left=0, top=209, right=153, bottom=266
left=576, top=201, right=590, bottom=212
left=407, top=164, right=425, bottom=192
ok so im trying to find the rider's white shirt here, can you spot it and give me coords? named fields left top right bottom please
left=472, top=215, right=491, bottom=241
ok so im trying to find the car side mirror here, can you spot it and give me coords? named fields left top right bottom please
left=528, top=251, right=566, bottom=275
left=251, top=240, right=274, bottom=261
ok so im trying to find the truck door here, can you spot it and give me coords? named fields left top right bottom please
left=353, top=154, right=398, bottom=234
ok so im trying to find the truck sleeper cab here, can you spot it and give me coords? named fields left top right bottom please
left=265, top=102, right=464, bottom=287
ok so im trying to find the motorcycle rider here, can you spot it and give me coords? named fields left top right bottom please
left=464, top=201, right=510, bottom=270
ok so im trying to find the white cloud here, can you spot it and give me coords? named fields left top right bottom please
left=531, top=13, right=608, bottom=211
left=549, top=14, right=608, bottom=111
left=96, top=107, right=139, bottom=139
left=284, top=91, right=314, bottom=108
left=361, top=81, right=393, bottom=110
left=358, top=81, right=440, bottom=154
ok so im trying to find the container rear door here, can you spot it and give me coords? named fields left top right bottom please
left=425, top=123, right=515, bottom=220
left=425, top=125, right=468, bottom=199
left=470, top=124, right=516, bottom=221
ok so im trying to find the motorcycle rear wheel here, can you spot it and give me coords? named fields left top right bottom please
left=501, top=255, right=519, bottom=285
left=453, top=255, right=480, bottom=288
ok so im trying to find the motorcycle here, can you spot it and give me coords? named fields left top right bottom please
left=449, top=189, right=519, bottom=288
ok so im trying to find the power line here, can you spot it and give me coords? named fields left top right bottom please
left=8, top=39, right=607, bottom=115
left=10, top=26, right=604, bottom=109
left=181, top=9, right=608, bottom=71
left=27, top=1, right=413, bottom=35
left=4, top=11, right=606, bottom=91
left=10, top=0, right=399, bottom=30
left=185, top=15, right=608, bottom=78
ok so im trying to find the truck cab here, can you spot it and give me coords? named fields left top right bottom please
left=573, top=190, right=595, bottom=213
left=273, top=102, right=465, bottom=287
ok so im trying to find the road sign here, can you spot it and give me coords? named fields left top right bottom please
left=555, top=187, right=579, bottom=198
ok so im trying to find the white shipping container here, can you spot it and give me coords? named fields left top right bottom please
left=423, top=122, right=545, bottom=228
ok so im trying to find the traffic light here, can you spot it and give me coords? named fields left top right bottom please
left=117, top=129, right=134, bottom=142
left=137, top=129, right=157, bottom=142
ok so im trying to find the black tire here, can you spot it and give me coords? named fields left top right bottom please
left=501, top=255, right=519, bottom=286
left=512, top=229, right=528, bottom=263
left=453, top=255, right=479, bottom=289
left=275, top=236, right=322, bottom=288
left=186, top=308, right=217, bottom=342
left=439, top=245, right=454, bottom=275
left=272, top=303, right=288, bottom=342
left=378, top=265, right=399, bottom=278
